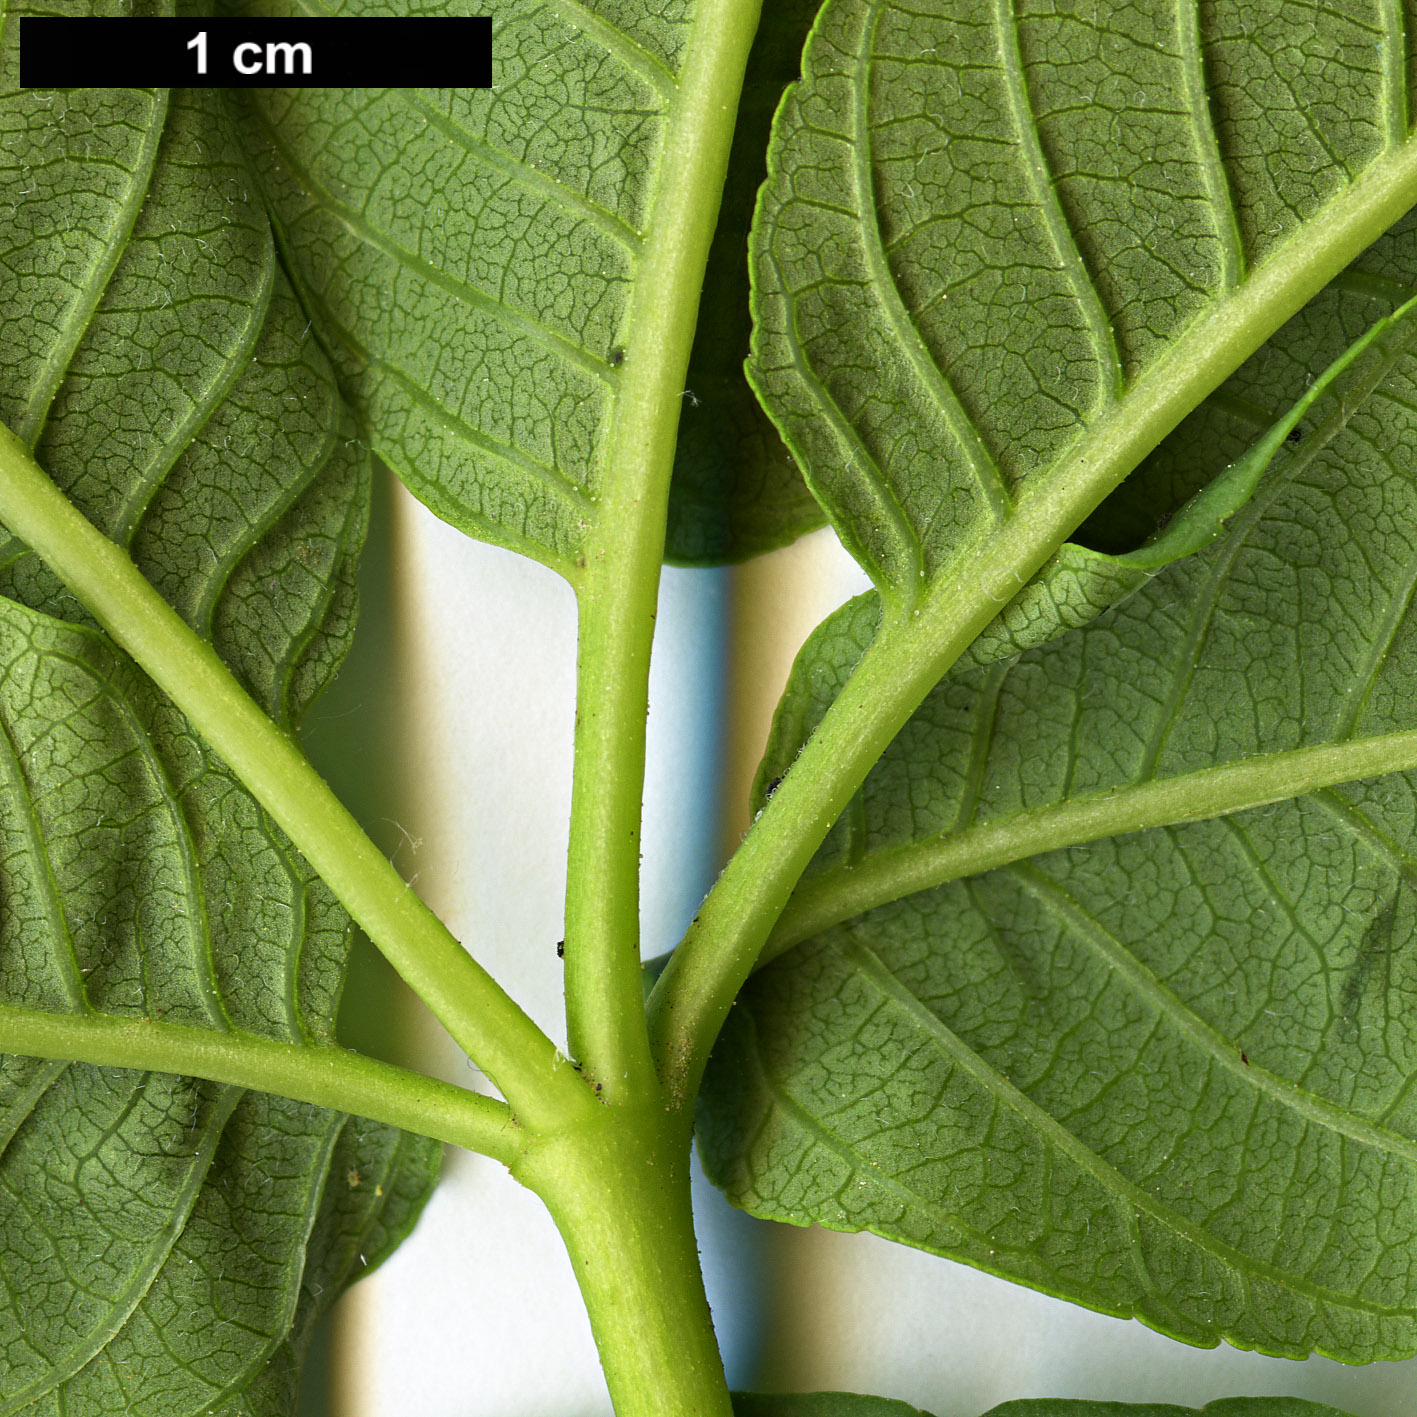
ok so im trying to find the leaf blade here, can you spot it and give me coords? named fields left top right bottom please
left=0, top=16, right=438, bottom=1410
left=733, top=1395, right=937, bottom=1417
left=0, top=78, right=367, bottom=727
left=664, top=0, right=825, bottom=564
left=0, top=588, right=441, bottom=1415
left=727, top=1395, right=1359, bottom=1417
left=748, top=0, right=1417, bottom=607
left=236, top=0, right=678, bottom=571
left=983, top=1404, right=1358, bottom=1417
left=702, top=237, right=1417, bottom=1360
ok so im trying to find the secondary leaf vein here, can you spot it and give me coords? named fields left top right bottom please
left=993, top=0, right=1124, bottom=398
left=858, top=1, right=1013, bottom=528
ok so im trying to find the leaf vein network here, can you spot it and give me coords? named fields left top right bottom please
left=393, top=88, right=646, bottom=252
left=991, top=0, right=1123, bottom=400
left=367, top=352, right=598, bottom=516
left=544, top=0, right=680, bottom=99
left=96, top=682, right=231, bottom=1034
left=191, top=352, right=340, bottom=644
left=0, top=701, right=87, bottom=1012
left=858, top=0, right=1013, bottom=529
left=1006, top=860, right=1417, bottom=1161
left=254, top=120, right=619, bottom=387
left=0, top=1082, right=243, bottom=1417
left=833, top=935, right=1406, bottom=1316
left=11, top=95, right=169, bottom=451
left=117, top=236, right=280, bottom=554
left=1178, top=0, right=1246, bottom=286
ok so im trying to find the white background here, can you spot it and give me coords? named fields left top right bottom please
left=326, top=482, right=1417, bottom=1417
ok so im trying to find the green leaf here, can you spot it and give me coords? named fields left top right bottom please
left=799, top=279, right=1417, bottom=683
left=237, top=0, right=823, bottom=568
left=664, top=0, right=825, bottom=564
left=231, top=0, right=704, bottom=573
left=731, top=1398, right=1358, bottom=1417
left=0, top=21, right=437, bottom=1410
left=747, top=0, right=1417, bottom=609
left=700, top=250, right=1417, bottom=1359
left=0, top=77, right=366, bottom=728
left=0, top=1059, right=435, bottom=1416
left=983, top=1404, right=1357, bottom=1417
left=733, top=1395, right=936, bottom=1417
left=0, top=598, right=440, bottom=1414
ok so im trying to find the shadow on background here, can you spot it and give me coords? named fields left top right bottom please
left=296, top=465, right=421, bottom=1415
left=287, top=468, right=805, bottom=1414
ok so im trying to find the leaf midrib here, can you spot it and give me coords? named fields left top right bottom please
left=771, top=726, right=1417, bottom=953
left=892, top=132, right=1417, bottom=644
left=772, top=274, right=1417, bottom=949
left=656, top=130, right=1417, bottom=1090
left=805, top=128, right=1417, bottom=827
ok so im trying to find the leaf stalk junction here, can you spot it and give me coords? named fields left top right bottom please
left=6, top=11, right=1417, bottom=1414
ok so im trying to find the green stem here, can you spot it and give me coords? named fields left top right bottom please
left=0, top=423, right=584, bottom=1130
left=649, top=607, right=971, bottom=1101
left=0, top=1003, right=523, bottom=1164
left=515, top=1106, right=732, bottom=1417
left=562, top=0, right=765, bottom=1100
left=649, top=133, right=1417, bottom=1102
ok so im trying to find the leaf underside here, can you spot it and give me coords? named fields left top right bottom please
left=0, top=62, right=365, bottom=728
left=702, top=0, right=1417, bottom=1370
left=728, top=1395, right=1358, bottom=1417
left=231, top=0, right=696, bottom=574
left=747, top=0, right=1417, bottom=605
left=732, top=1394, right=937, bottom=1417
left=983, top=1403, right=1358, bottom=1417
left=701, top=220, right=1417, bottom=1362
left=0, top=11, right=436, bottom=1411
